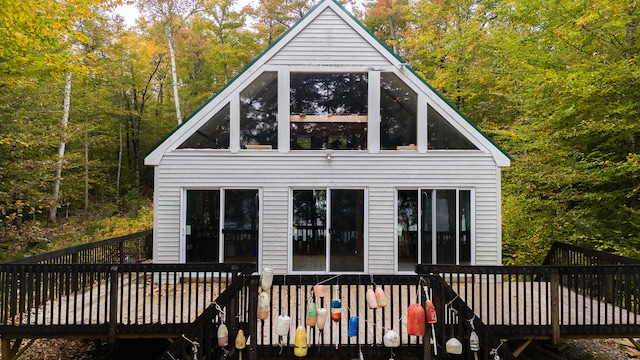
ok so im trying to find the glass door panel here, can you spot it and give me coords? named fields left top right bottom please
left=421, top=190, right=433, bottom=264
left=436, top=190, right=456, bottom=264
left=185, top=190, right=220, bottom=263
left=330, top=189, right=364, bottom=272
left=223, top=189, right=258, bottom=267
left=398, top=190, right=418, bottom=271
left=292, top=190, right=326, bottom=271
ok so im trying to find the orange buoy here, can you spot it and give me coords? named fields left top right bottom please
left=366, top=288, right=378, bottom=309
left=407, top=303, right=425, bottom=336
left=425, top=299, right=437, bottom=324
left=375, top=286, right=388, bottom=308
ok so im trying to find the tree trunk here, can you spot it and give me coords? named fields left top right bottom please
left=168, top=33, right=182, bottom=125
left=84, top=129, right=88, bottom=211
left=49, top=72, right=72, bottom=221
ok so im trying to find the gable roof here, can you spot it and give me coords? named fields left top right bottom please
left=145, top=0, right=510, bottom=167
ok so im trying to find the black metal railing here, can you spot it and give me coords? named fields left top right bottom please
left=543, top=241, right=640, bottom=267
left=5, top=229, right=153, bottom=265
left=416, top=263, right=640, bottom=342
left=0, top=262, right=254, bottom=340
left=424, top=273, right=516, bottom=360
left=159, top=276, right=255, bottom=360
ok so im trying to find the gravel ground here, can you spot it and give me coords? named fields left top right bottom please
left=559, top=339, right=634, bottom=360
left=7, top=337, right=637, bottom=359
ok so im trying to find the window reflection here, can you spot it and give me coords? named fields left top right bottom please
left=290, top=73, right=368, bottom=150
left=427, top=105, right=478, bottom=150
left=178, top=104, right=230, bottom=149
left=381, top=73, right=417, bottom=150
left=240, top=72, right=278, bottom=149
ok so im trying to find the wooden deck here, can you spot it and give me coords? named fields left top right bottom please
left=2, top=235, right=640, bottom=360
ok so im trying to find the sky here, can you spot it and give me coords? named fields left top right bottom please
left=115, top=0, right=363, bottom=28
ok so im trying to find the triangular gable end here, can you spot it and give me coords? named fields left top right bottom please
left=145, top=0, right=510, bottom=167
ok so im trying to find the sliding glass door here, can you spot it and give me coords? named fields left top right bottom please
left=292, top=189, right=365, bottom=272
left=185, top=189, right=258, bottom=268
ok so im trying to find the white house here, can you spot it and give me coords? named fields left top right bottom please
left=144, top=0, right=510, bottom=274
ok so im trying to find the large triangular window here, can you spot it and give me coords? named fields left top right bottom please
left=427, top=105, right=478, bottom=150
left=178, top=103, right=230, bottom=149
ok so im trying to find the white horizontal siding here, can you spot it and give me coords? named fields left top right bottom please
left=152, top=151, right=504, bottom=271
left=267, top=8, right=391, bottom=67
left=368, top=187, right=395, bottom=273
left=261, top=188, right=289, bottom=273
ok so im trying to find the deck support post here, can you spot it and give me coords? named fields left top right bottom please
left=550, top=273, right=560, bottom=345
left=108, top=266, right=118, bottom=344
left=1, top=337, right=21, bottom=360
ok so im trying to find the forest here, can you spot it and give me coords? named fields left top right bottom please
left=0, top=0, right=638, bottom=263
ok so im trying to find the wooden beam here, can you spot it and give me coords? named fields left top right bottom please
left=290, top=114, right=368, bottom=123
left=512, top=338, right=533, bottom=358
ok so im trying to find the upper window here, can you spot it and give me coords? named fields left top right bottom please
left=380, top=73, right=417, bottom=150
left=290, top=73, right=368, bottom=150
left=427, top=105, right=478, bottom=150
left=178, top=103, right=230, bottom=149
left=240, top=72, right=278, bottom=149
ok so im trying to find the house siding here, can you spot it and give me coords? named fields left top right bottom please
left=153, top=151, right=502, bottom=273
left=267, top=8, right=392, bottom=67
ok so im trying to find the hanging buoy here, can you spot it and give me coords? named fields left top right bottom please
left=306, top=301, right=317, bottom=327
left=217, top=323, right=229, bottom=347
left=423, top=286, right=438, bottom=356
left=331, top=298, right=342, bottom=322
left=276, top=315, right=291, bottom=336
left=425, top=299, right=437, bottom=324
left=407, top=303, right=425, bottom=336
left=293, top=326, right=308, bottom=357
left=366, top=288, right=378, bottom=309
left=446, top=337, right=463, bottom=355
left=375, top=286, right=388, bottom=308
left=236, top=329, right=246, bottom=360
left=316, top=308, right=327, bottom=330
left=257, top=291, right=270, bottom=320
left=348, top=316, right=358, bottom=337
left=261, top=268, right=274, bottom=290
left=383, top=330, right=400, bottom=348
left=235, top=329, right=246, bottom=349
left=470, top=330, right=480, bottom=360
left=313, top=284, right=325, bottom=298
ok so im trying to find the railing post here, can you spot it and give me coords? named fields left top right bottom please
left=423, top=277, right=432, bottom=360
left=108, top=266, right=118, bottom=344
left=248, top=275, right=259, bottom=360
left=550, top=272, right=560, bottom=345
left=118, top=242, right=125, bottom=264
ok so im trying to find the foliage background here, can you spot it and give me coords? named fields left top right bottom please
left=0, top=0, right=637, bottom=263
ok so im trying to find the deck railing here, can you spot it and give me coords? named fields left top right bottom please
left=424, top=273, right=516, bottom=360
left=543, top=241, right=640, bottom=266
left=0, top=262, right=255, bottom=341
left=416, top=263, right=640, bottom=343
left=6, top=229, right=153, bottom=265
left=159, top=276, right=255, bottom=360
